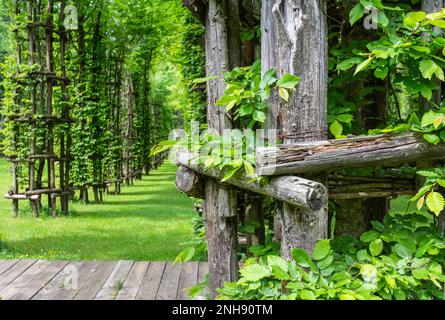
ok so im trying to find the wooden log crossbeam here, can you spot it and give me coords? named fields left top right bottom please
left=5, top=115, right=73, bottom=123
left=257, top=132, right=445, bottom=176
left=176, top=150, right=327, bottom=211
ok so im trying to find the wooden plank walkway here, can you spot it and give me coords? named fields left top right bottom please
left=0, top=260, right=208, bottom=300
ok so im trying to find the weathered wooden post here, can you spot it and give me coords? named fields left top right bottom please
left=262, top=0, right=329, bottom=257
left=204, top=0, right=241, bottom=297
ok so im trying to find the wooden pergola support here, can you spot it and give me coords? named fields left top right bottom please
left=176, top=156, right=327, bottom=211
left=257, top=132, right=445, bottom=176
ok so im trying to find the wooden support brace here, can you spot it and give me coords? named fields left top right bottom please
left=176, top=151, right=327, bottom=211
left=257, top=133, right=445, bottom=176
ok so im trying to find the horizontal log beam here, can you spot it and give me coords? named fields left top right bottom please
left=176, top=150, right=327, bottom=211
left=329, top=175, right=415, bottom=199
left=257, top=133, right=445, bottom=176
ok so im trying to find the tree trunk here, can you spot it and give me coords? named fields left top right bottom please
left=262, top=0, right=329, bottom=258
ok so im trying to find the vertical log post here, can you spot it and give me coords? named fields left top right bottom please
left=28, top=0, right=39, bottom=217
left=204, top=0, right=241, bottom=297
left=45, top=0, right=57, bottom=217
left=262, top=0, right=329, bottom=258
left=421, top=0, right=444, bottom=234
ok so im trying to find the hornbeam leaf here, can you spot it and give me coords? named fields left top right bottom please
left=349, top=3, right=364, bottom=26
left=423, top=133, right=440, bottom=145
left=279, top=87, right=289, bottom=102
left=426, top=192, right=445, bottom=216
left=240, top=264, right=271, bottom=281
left=354, top=57, right=374, bottom=75
left=312, top=240, right=331, bottom=261
left=417, top=196, right=425, bottom=210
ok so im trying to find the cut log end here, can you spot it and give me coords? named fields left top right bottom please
left=175, top=165, right=205, bottom=199
left=307, top=184, right=328, bottom=211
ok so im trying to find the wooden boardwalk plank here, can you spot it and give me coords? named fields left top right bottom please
left=0, top=260, right=20, bottom=276
left=32, top=261, right=84, bottom=300
left=9, top=261, right=69, bottom=300
left=156, top=262, right=182, bottom=300
left=0, top=260, right=36, bottom=292
left=177, top=262, right=198, bottom=300
left=73, top=261, right=117, bottom=300
left=0, top=260, right=51, bottom=300
left=197, top=262, right=209, bottom=300
left=44, top=261, right=101, bottom=300
left=94, top=260, right=134, bottom=300
left=0, top=260, right=206, bottom=300
left=116, top=261, right=150, bottom=300
left=135, top=261, right=166, bottom=300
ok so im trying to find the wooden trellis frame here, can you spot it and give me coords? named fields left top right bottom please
left=5, top=0, right=73, bottom=217
left=180, top=0, right=445, bottom=297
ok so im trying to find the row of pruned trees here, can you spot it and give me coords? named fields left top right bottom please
left=0, top=0, right=175, bottom=216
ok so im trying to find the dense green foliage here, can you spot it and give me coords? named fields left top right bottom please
left=218, top=211, right=445, bottom=300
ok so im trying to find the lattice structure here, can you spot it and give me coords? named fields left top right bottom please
left=4, top=0, right=72, bottom=217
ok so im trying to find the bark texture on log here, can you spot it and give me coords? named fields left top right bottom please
left=262, top=0, right=329, bottom=258
left=175, top=166, right=205, bottom=199
left=257, top=133, right=445, bottom=176
left=203, top=0, right=240, bottom=297
left=177, top=150, right=327, bottom=210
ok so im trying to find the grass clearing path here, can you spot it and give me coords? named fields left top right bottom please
left=0, top=160, right=195, bottom=261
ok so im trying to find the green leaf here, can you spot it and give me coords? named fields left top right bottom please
left=252, top=110, right=266, bottom=123
left=369, top=239, right=383, bottom=257
left=377, top=11, right=389, bottom=27
left=349, top=3, right=364, bottom=26
left=317, top=254, right=334, bottom=270
left=279, top=87, right=289, bottom=102
left=360, top=230, right=380, bottom=243
left=243, top=161, right=255, bottom=178
left=337, top=114, right=354, bottom=124
left=416, top=171, right=439, bottom=178
left=423, top=133, right=440, bottom=145
left=240, top=264, right=271, bottom=281
left=419, top=59, right=439, bottom=80
left=221, top=166, right=242, bottom=182
left=437, top=179, right=445, bottom=188
left=312, top=240, right=331, bottom=261
left=330, top=120, right=343, bottom=138
left=174, top=247, right=196, bottom=263
left=412, top=268, right=430, bottom=280
left=421, top=111, right=439, bottom=127
left=239, top=105, right=254, bottom=116
left=393, top=243, right=413, bottom=258
left=271, top=265, right=290, bottom=280
left=354, top=57, right=374, bottom=75
left=429, top=20, right=445, bottom=28
left=374, top=66, right=388, bottom=79
left=292, top=248, right=312, bottom=268
left=360, top=264, right=377, bottom=282
left=337, top=57, right=364, bottom=71
left=300, top=289, right=316, bottom=300
left=426, top=192, right=445, bottom=216
left=404, top=11, right=426, bottom=29
left=420, top=85, right=433, bottom=100
left=276, top=73, right=300, bottom=89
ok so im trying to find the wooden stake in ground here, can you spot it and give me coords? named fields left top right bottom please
left=203, top=0, right=241, bottom=297
left=262, top=0, right=329, bottom=257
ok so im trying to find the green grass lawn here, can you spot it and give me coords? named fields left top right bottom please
left=0, top=159, right=196, bottom=261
